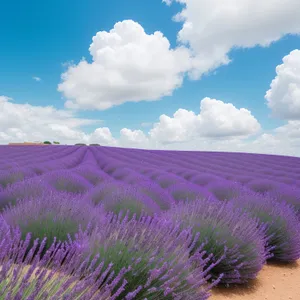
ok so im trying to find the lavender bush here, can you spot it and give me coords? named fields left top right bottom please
left=77, top=213, right=220, bottom=299
left=73, top=166, right=110, bottom=186
left=134, top=181, right=175, bottom=210
left=0, top=177, right=48, bottom=211
left=230, top=191, right=300, bottom=261
left=167, top=182, right=214, bottom=203
left=265, top=185, right=300, bottom=218
left=164, top=198, right=269, bottom=284
left=0, top=225, right=134, bottom=299
left=154, top=173, right=183, bottom=189
left=2, top=191, right=105, bottom=252
left=85, top=181, right=161, bottom=218
left=44, top=170, right=93, bottom=194
left=246, top=178, right=279, bottom=194
left=206, top=180, right=243, bottom=201
left=190, top=173, right=221, bottom=187
left=110, top=167, right=133, bottom=181
left=0, top=168, right=34, bottom=189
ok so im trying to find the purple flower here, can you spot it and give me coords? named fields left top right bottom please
left=205, top=179, right=243, bottom=201
left=0, top=167, right=34, bottom=189
left=265, top=184, right=300, bottom=218
left=2, top=190, right=105, bottom=252
left=164, top=197, right=268, bottom=284
left=167, top=182, right=214, bottom=203
left=0, top=224, right=129, bottom=299
left=231, top=190, right=300, bottom=262
left=0, top=177, right=48, bottom=211
left=189, top=173, right=222, bottom=187
left=246, top=178, right=279, bottom=194
left=76, top=214, right=215, bottom=299
left=43, top=170, right=93, bottom=194
left=134, top=180, right=175, bottom=210
left=85, top=181, right=161, bottom=218
left=154, top=173, right=183, bottom=189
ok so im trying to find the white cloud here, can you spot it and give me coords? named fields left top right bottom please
left=1, top=96, right=299, bottom=157
left=0, top=96, right=116, bottom=145
left=246, top=125, right=300, bottom=156
left=164, top=0, right=300, bottom=79
left=115, top=98, right=300, bottom=157
left=120, top=128, right=151, bottom=148
left=274, top=121, right=300, bottom=139
left=149, top=97, right=261, bottom=143
left=33, top=76, right=41, bottom=82
left=117, top=126, right=300, bottom=157
left=58, top=20, right=192, bottom=110
left=265, top=49, right=300, bottom=120
left=89, top=128, right=118, bottom=145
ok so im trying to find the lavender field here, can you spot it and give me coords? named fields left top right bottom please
left=0, top=145, right=299, bottom=299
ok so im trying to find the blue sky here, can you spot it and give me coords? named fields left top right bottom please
left=1, top=0, right=300, bottom=156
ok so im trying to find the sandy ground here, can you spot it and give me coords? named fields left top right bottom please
left=210, top=260, right=300, bottom=300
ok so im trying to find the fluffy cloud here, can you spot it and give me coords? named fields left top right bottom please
left=117, top=127, right=300, bottom=157
left=149, top=97, right=261, bottom=143
left=265, top=49, right=300, bottom=120
left=274, top=121, right=300, bottom=139
left=115, top=97, right=300, bottom=157
left=1, top=96, right=300, bottom=156
left=33, top=76, right=41, bottom=82
left=89, top=128, right=118, bottom=146
left=164, top=0, right=300, bottom=79
left=119, top=128, right=151, bottom=148
left=58, top=3, right=300, bottom=110
left=0, top=96, right=116, bottom=145
left=58, top=20, right=192, bottom=110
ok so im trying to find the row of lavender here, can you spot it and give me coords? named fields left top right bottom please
left=0, top=145, right=299, bottom=299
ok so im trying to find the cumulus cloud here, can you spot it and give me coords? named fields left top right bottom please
left=265, top=49, right=300, bottom=120
left=1, top=96, right=299, bottom=156
left=58, top=20, right=192, bottom=110
left=0, top=96, right=116, bottom=145
left=247, top=125, right=300, bottom=157
left=89, top=128, right=118, bottom=146
left=119, top=128, right=151, bottom=148
left=117, top=126, right=300, bottom=157
left=164, top=0, right=300, bottom=79
left=33, top=76, right=41, bottom=82
left=114, top=97, right=300, bottom=157
left=116, top=127, right=300, bottom=157
left=274, top=121, right=300, bottom=139
left=149, top=97, right=261, bottom=143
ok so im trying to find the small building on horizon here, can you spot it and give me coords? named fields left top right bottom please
left=8, top=142, right=46, bottom=146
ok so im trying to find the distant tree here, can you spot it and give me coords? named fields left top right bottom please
left=43, top=141, right=52, bottom=144
left=75, top=143, right=86, bottom=146
left=89, top=143, right=100, bottom=146
left=53, top=141, right=60, bottom=144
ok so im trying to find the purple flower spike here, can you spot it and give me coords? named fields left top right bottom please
left=75, top=214, right=216, bottom=299
left=2, top=190, right=105, bottom=253
left=231, top=190, right=300, bottom=262
left=164, top=197, right=268, bottom=284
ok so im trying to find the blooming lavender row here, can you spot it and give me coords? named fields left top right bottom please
left=0, top=144, right=299, bottom=297
left=0, top=212, right=220, bottom=299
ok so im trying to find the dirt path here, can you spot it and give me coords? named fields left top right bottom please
left=210, top=260, right=300, bottom=300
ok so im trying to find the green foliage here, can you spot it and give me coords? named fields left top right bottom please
left=104, top=198, right=146, bottom=219
left=19, top=215, right=78, bottom=251
left=43, top=141, right=52, bottom=144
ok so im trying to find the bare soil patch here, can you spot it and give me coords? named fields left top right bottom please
left=210, top=260, right=300, bottom=300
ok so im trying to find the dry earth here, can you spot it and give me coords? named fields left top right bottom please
left=210, top=260, right=300, bottom=300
